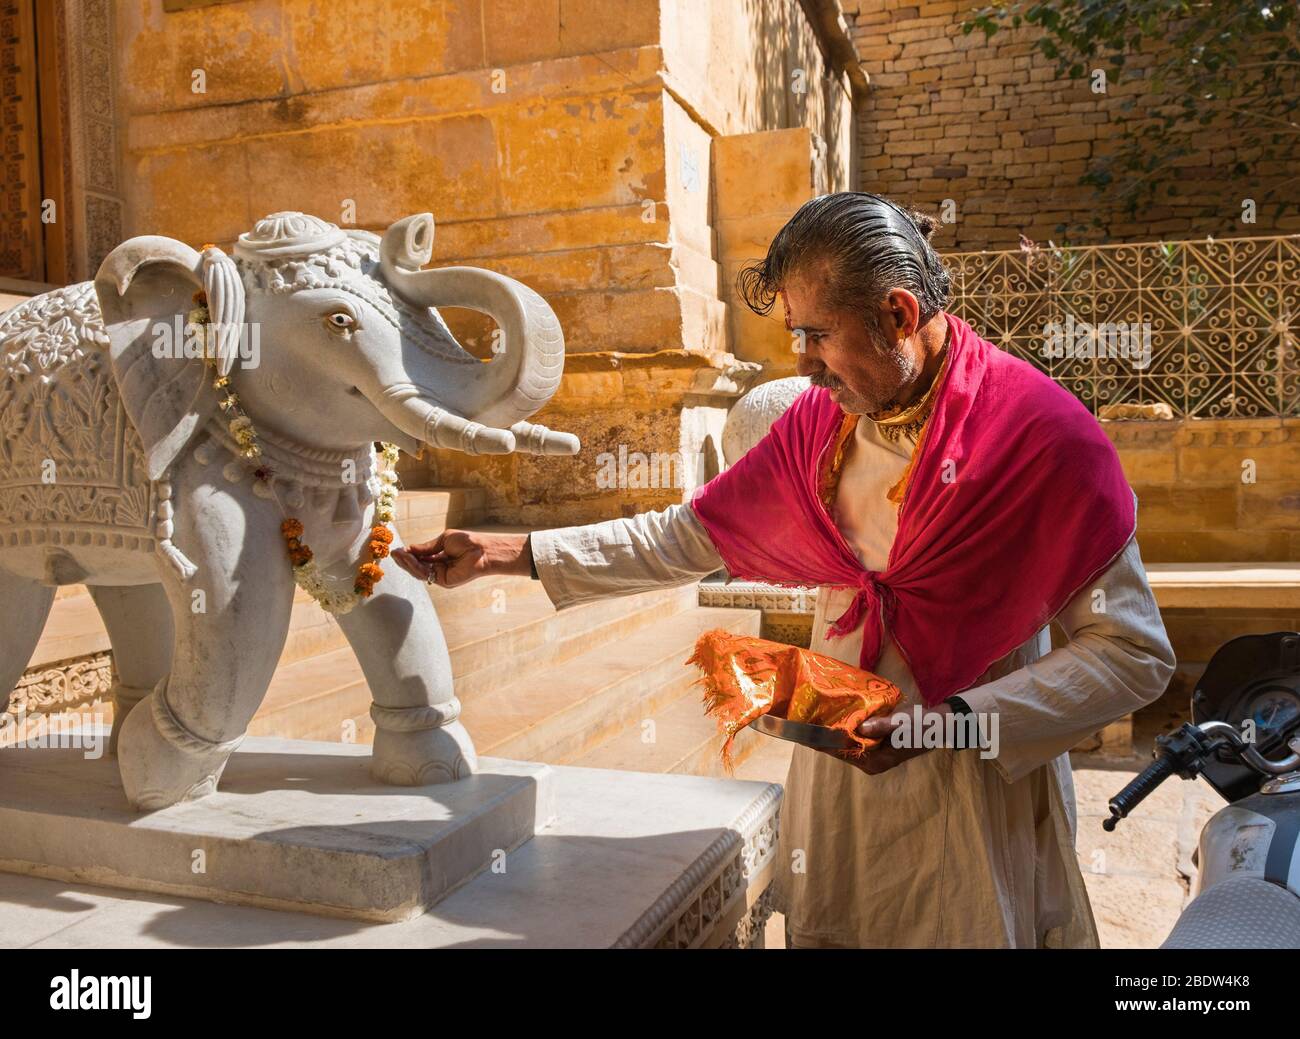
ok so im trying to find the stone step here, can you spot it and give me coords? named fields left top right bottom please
left=29, top=594, right=108, bottom=668
left=569, top=667, right=769, bottom=778
left=248, top=658, right=372, bottom=743
left=1146, top=561, right=1300, bottom=610
left=0, top=743, right=781, bottom=949
left=393, top=485, right=488, bottom=532
left=277, top=570, right=525, bottom=669
left=441, top=581, right=701, bottom=702
left=249, top=580, right=701, bottom=741
left=275, top=517, right=541, bottom=667
left=730, top=732, right=795, bottom=784
left=465, top=606, right=763, bottom=764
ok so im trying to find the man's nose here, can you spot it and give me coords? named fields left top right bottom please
left=793, top=331, right=822, bottom=370
left=795, top=350, right=821, bottom=378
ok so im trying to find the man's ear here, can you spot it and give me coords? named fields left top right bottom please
left=885, top=288, right=922, bottom=338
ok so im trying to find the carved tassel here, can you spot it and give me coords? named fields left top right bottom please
left=153, top=479, right=197, bottom=580
left=157, top=539, right=198, bottom=581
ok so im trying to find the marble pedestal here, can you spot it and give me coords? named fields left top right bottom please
left=0, top=735, right=782, bottom=947
left=0, top=735, right=554, bottom=922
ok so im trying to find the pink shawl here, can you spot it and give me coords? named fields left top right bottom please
left=689, top=313, right=1136, bottom=706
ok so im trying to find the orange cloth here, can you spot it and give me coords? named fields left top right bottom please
left=685, top=629, right=902, bottom=769
left=817, top=411, right=861, bottom=512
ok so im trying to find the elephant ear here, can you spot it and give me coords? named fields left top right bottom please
left=94, top=237, right=245, bottom=481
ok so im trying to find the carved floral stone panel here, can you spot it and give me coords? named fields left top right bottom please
left=0, top=282, right=155, bottom=549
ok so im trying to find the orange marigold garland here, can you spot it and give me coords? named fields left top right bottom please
left=192, top=281, right=404, bottom=615
left=368, top=524, right=393, bottom=559
left=274, top=445, right=402, bottom=614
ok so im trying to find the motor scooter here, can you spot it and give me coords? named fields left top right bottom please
left=1104, top=631, right=1300, bottom=948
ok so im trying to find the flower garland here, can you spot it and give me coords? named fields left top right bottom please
left=188, top=287, right=401, bottom=616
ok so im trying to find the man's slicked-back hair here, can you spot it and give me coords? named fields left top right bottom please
left=736, top=192, right=952, bottom=334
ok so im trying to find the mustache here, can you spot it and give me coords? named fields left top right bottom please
left=807, top=370, right=844, bottom=391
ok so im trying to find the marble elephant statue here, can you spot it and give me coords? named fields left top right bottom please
left=0, top=210, right=579, bottom=810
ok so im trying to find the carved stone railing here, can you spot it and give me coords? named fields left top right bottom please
left=946, top=235, right=1300, bottom=419
left=5, top=652, right=112, bottom=717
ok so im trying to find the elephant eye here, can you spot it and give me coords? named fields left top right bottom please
left=325, top=310, right=357, bottom=333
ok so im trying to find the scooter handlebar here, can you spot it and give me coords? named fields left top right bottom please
left=1104, top=754, right=1177, bottom=831
left=1104, top=723, right=1213, bottom=831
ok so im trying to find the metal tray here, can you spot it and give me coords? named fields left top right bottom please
left=749, top=714, right=856, bottom=751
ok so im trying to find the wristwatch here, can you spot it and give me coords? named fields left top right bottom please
left=944, top=694, right=974, bottom=750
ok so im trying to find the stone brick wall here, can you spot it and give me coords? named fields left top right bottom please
left=1108, top=417, right=1300, bottom=693
left=839, top=0, right=1300, bottom=252
left=116, top=0, right=673, bottom=355
left=1108, top=419, right=1300, bottom=565
left=115, top=0, right=853, bottom=366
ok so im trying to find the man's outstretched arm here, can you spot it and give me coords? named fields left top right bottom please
left=530, top=503, right=726, bottom=609
left=392, top=504, right=726, bottom=610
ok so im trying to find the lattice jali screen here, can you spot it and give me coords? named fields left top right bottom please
left=946, top=235, right=1300, bottom=418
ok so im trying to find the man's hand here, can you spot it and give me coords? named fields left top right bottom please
left=392, top=530, right=532, bottom=588
left=823, top=701, right=954, bottom=776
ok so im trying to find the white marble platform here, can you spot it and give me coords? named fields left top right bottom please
left=0, top=736, right=554, bottom=922
left=0, top=738, right=781, bottom=948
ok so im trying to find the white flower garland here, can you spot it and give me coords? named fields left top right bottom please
left=290, top=445, right=401, bottom=616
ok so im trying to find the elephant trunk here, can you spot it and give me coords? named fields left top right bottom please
left=379, top=214, right=565, bottom=430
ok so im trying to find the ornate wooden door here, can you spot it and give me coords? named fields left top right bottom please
left=1, top=0, right=64, bottom=285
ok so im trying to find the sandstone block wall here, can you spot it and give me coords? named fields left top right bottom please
left=1108, top=419, right=1300, bottom=565
left=106, top=0, right=858, bottom=525
left=1107, top=417, right=1300, bottom=691
left=714, top=126, right=823, bottom=382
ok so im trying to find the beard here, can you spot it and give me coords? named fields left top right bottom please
left=808, top=335, right=921, bottom=415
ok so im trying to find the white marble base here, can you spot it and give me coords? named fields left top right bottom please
left=0, top=735, right=555, bottom=922
left=0, top=737, right=782, bottom=948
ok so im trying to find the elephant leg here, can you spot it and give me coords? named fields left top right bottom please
left=0, top=569, right=55, bottom=717
left=116, top=492, right=295, bottom=811
left=335, top=532, right=476, bottom=786
left=88, top=583, right=174, bottom=755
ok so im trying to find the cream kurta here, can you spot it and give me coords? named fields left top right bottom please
left=530, top=414, right=1175, bottom=948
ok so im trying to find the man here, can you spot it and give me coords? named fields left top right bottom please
left=393, top=192, right=1175, bottom=949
